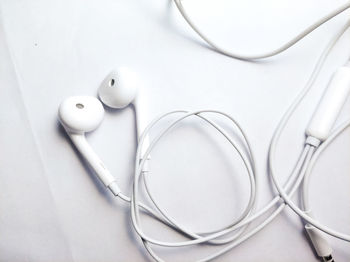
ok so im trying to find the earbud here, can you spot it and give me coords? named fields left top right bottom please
left=98, top=68, right=149, bottom=155
left=98, top=67, right=138, bottom=109
left=58, top=96, right=121, bottom=196
left=98, top=67, right=150, bottom=173
left=58, top=96, right=104, bottom=134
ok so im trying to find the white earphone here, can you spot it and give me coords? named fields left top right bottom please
left=57, top=2, right=350, bottom=261
left=58, top=62, right=350, bottom=262
left=59, top=67, right=147, bottom=196
left=98, top=67, right=150, bottom=156
left=58, top=96, right=121, bottom=195
left=98, top=67, right=138, bottom=109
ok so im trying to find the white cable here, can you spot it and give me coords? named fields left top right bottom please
left=173, top=0, right=350, bottom=60
left=299, top=121, right=350, bottom=262
left=132, top=18, right=350, bottom=261
left=269, top=139, right=350, bottom=241
left=266, top=20, right=350, bottom=240
left=271, top=119, right=350, bottom=242
left=303, top=119, right=350, bottom=216
left=132, top=110, right=257, bottom=247
left=105, top=16, right=350, bottom=262
left=117, top=111, right=312, bottom=262
left=89, top=3, right=350, bottom=261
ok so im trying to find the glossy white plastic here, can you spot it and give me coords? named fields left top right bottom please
left=58, top=96, right=104, bottom=134
left=306, top=65, right=350, bottom=141
left=98, top=68, right=150, bottom=166
left=98, top=67, right=138, bottom=109
left=305, top=224, right=333, bottom=258
left=58, top=96, right=120, bottom=195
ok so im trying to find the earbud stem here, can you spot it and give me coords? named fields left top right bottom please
left=133, top=96, right=150, bottom=151
left=68, top=133, right=121, bottom=195
left=133, top=96, right=151, bottom=172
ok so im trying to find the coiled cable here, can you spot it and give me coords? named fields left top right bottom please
left=112, top=3, right=350, bottom=261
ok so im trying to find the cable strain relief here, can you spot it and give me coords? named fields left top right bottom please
left=305, top=224, right=333, bottom=258
left=139, top=157, right=151, bottom=173
left=305, top=136, right=321, bottom=148
left=108, top=181, right=121, bottom=196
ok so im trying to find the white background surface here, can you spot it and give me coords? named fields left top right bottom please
left=0, top=0, right=350, bottom=261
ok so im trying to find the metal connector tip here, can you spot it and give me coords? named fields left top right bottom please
left=322, top=254, right=334, bottom=262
